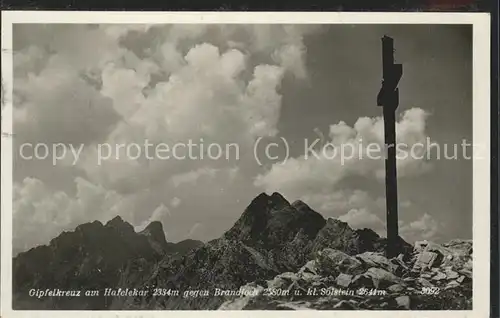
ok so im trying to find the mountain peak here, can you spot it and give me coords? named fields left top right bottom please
left=139, top=221, right=167, bottom=245
left=225, top=192, right=325, bottom=246
left=270, top=192, right=288, bottom=204
left=105, top=216, right=134, bottom=233
left=249, top=192, right=290, bottom=210
left=143, top=220, right=164, bottom=233
left=253, top=192, right=270, bottom=201
left=106, top=215, right=124, bottom=224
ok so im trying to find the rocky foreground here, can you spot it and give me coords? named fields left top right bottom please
left=13, top=192, right=472, bottom=310
left=218, top=239, right=472, bottom=310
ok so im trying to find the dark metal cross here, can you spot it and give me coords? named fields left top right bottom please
left=377, top=36, right=403, bottom=258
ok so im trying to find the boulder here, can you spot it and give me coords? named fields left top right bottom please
left=413, top=251, right=442, bottom=270
left=218, top=298, right=250, bottom=310
left=287, top=280, right=308, bottom=293
left=389, top=256, right=409, bottom=276
left=356, top=252, right=397, bottom=273
left=316, top=249, right=362, bottom=276
left=414, top=240, right=430, bottom=252
left=278, top=272, right=299, bottom=280
left=458, top=268, right=472, bottom=278
left=298, top=260, right=319, bottom=275
left=421, top=273, right=433, bottom=279
left=432, top=272, right=448, bottom=281
left=299, top=272, right=321, bottom=283
left=458, top=260, right=472, bottom=278
left=414, top=240, right=470, bottom=269
left=415, top=240, right=451, bottom=255
left=442, top=239, right=472, bottom=253
left=336, top=273, right=353, bottom=288
left=218, top=283, right=264, bottom=310
left=395, top=295, right=410, bottom=309
left=388, top=284, right=405, bottom=293
left=464, top=259, right=472, bottom=270
left=333, top=300, right=355, bottom=309
left=431, top=272, right=447, bottom=281
left=417, top=278, right=433, bottom=287
left=445, top=280, right=460, bottom=290
left=242, top=282, right=265, bottom=295
left=444, top=269, right=459, bottom=280
left=407, top=268, right=422, bottom=278
left=364, top=267, right=400, bottom=289
left=276, top=301, right=313, bottom=310
left=379, top=302, right=390, bottom=309
left=403, top=277, right=415, bottom=283
left=267, top=272, right=298, bottom=289
left=350, top=274, right=375, bottom=289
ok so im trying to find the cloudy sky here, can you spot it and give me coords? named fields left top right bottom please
left=11, top=23, right=472, bottom=253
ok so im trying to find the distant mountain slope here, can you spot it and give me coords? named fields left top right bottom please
left=13, top=216, right=203, bottom=309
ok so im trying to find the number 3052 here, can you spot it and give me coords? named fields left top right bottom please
left=421, top=287, right=440, bottom=295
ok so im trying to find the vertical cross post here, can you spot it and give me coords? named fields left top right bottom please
left=377, top=36, right=403, bottom=258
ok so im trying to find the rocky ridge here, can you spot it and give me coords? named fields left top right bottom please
left=13, top=216, right=203, bottom=309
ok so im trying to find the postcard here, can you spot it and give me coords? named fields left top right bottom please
left=0, top=11, right=491, bottom=317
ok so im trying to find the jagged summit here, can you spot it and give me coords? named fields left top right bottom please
left=13, top=215, right=203, bottom=309
left=140, top=221, right=166, bottom=240
left=140, top=220, right=165, bottom=236
left=250, top=192, right=290, bottom=211
left=139, top=221, right=169, bottom=254
left=270, top=191, right=289, bottom=204
left=105, top=215, right=135, bottom=233
left=107, top=215, right=124, bottom=224
left=73, top=220, right=103, bottom=234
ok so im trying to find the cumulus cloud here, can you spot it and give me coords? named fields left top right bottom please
left=12, top=25, right=130, bottom=150
left=77, top=42, right=286, bottom=190
left=187, top=223, right=204, bottom=239
left=326, top=191, right=440, bottom=243
left=13, top=177, right=135, bottom=252
left=338, top=208, right=386, bottom=235
left=337, top=207, right=441, bottom=243
left=401, top=213, right=440, bottom=242
left=254, top=108, right=433, bottom=208
left=306, top=190, right=386, bottom=237
left=14, top=59, right=119, bottom=145
left=134, top=203, right=171, bottom=232
left=250, top=24, right=321, bottom=79
left=12, top=24, right=325, bottom=250
left=101, top=24, right=153, bottom=41
left=170, top=197, right=181, bottom=208
left=272, top=43, right=307, bottom=79
left=170, top=168, right=219, bottom=188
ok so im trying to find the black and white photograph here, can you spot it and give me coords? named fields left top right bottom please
left=0, top=12, right=491, bottom=316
